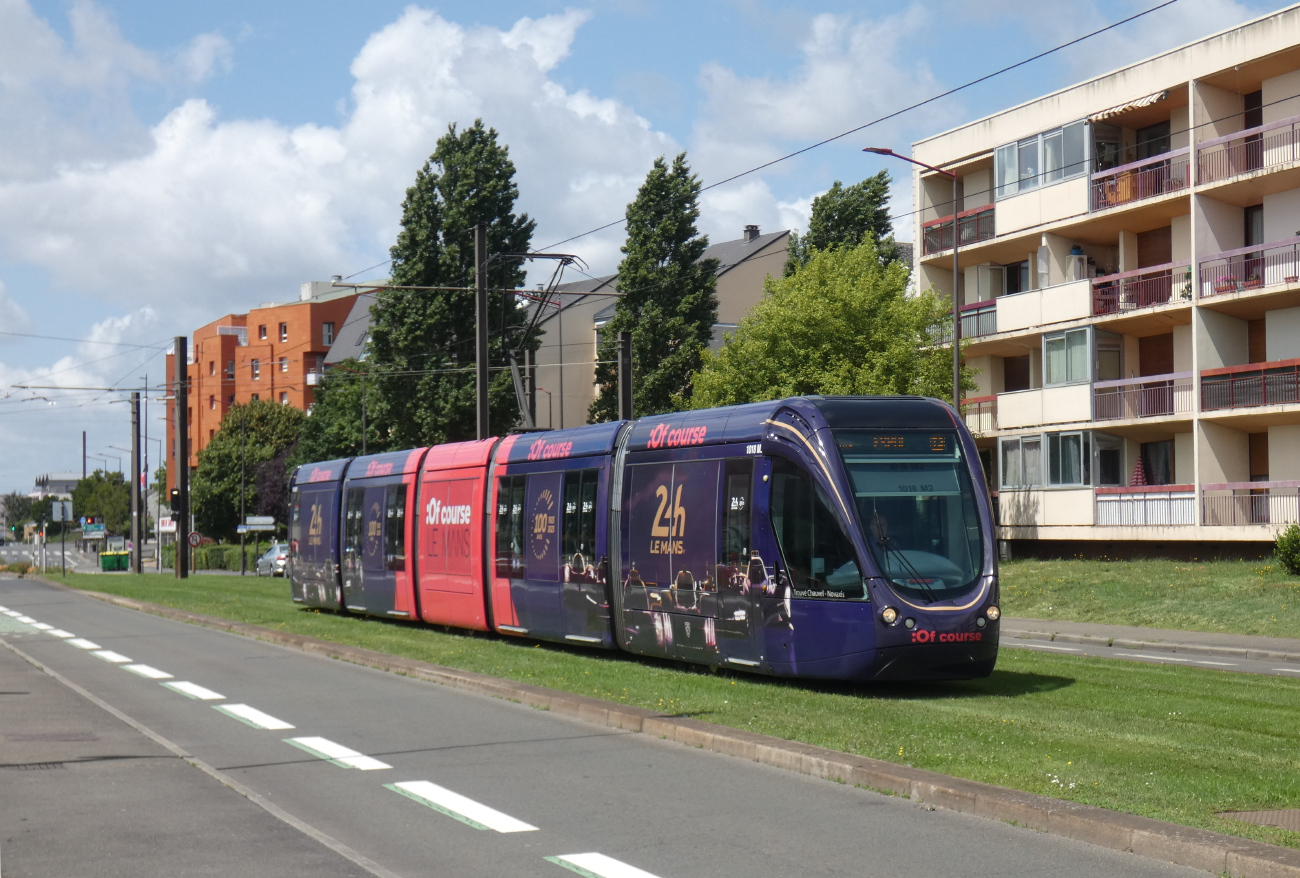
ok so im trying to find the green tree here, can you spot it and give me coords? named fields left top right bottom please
left=690, top=238, right=971, bottom=408
left=71, top=472, right=131, bottom=535
left=191, top=401, right=305, bottom=542
left=784, top=171, right=898, bottom=276
left=293, top=360, right=381, bottom=464
left=590, top=153, right=718, bottom=421
left=369, top=119, right=536, bottom=448
left=2, top=492, right=37, bottom=540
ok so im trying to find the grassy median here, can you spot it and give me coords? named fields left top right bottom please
left=24, top=569, right=1300, bottom=850
left=1002, top=558, right=1300, bottom=639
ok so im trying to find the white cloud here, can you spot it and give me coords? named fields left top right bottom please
left=0, top=280, right=32, bottom=333
left=180, top=32, right=234, bottom=83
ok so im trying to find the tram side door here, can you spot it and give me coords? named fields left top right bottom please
left=342, top=487, right=365, bottom=609
left=561, top=468, right=603, bottom=640
left=359, top=485, right=392, bottom=614
left=716, top=458, right=760, bottom=665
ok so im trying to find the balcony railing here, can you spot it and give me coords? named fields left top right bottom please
left=1091, top=261, right=1191, bottom=315
left=921, top=204, right=995, bottom=255
left=1093, top=372, right=1193, bottom=421
left=1201, top=359, right=1300, bottom=411
left=1202, top=481, right=1300, bottom=526
left=1198, top=236, right=1300, bottom=297
left=1197, top=113, right=1300, bottom=185
left=963, top=395, right=997, bottom=435
left=1090, top=148, right=1190, bottom=211
left=962, top=300, right=997, bottom=338
left=1096, top=486, right=1195, bottom=526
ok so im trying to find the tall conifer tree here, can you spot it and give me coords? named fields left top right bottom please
left=590, top=153, right=718, bottom=421
left=369, top=120, right=536, bottom=447
left=784, top=170, right=898, bottom=276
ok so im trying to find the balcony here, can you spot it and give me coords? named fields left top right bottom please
left=1092, top=261, right=1191, bottom=315
left=1202, top=481, right=1300, bottom=526
left=1198, top=236, right=1300, bottom=298
left=1096, top=486, right=1195, bottom=526
left=962, top=300, right=996, bottom=338
left=998, top=384, right=1091, bottom=430
left=963, top=395, right=997, bottom=435
left=921, top=204, right=994, bottom=256
left=1093, top=372, right=1193, bottom=421
left=1201, top=359, right=1300, bottom=411
left=1090, top=149, right=1190, bottom=211
left=1196, top=114, right=1300, bottom=185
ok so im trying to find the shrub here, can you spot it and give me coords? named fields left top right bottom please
left=9, top=561, right=30, bottom=575
left=1275, top=524, right=1300, bottom=575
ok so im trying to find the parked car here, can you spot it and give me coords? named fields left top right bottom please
left=256, top=543, right=288, bottom=577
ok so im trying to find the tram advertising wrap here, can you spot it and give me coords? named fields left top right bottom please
left=288, top=396, right=999, bottom=682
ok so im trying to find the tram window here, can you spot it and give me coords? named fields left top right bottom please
left=562, top=469, right=599, bottom=562
left=344, top=488, right=364, bottom=565
left=385, top=484, right=407, bottom=571
left=769, top=459, right=863, bottom=598
left=495, top=475, right=526, bottom=576
left=721, top=459, right=752, bottom=566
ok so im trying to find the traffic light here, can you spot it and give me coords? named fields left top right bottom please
left=169, top=488, right=180, bottom=513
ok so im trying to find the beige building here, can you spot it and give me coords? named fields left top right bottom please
left=530, top=226, right=789, bottom=429
left=910, top=6, right=1300, bottom=551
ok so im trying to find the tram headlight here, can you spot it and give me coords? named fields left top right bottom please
left=903, top=618, right=916, bottom=629
left=986, top=605, right=1001, bottom=622
left=881, top=607, right=898, bottom=625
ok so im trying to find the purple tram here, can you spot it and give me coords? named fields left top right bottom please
left=288, top=396, right=999, bottom=681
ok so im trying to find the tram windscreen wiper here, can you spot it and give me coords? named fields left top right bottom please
left=870, top=508, right=938, bottom=603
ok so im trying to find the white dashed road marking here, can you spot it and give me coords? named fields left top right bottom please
left=124, top=664, right=173, bottom=680
left=30, top=622, right=53, bottom=630
left=16, top=616, right=36, bottom=624
left=1273, top=667, right=1300, bottom=675
left=215, top=704, right=295, bottom=730
left=1193, top=661, right=1236, bottom=667
left=547, top=852, right=663, bottom=878
left=162, top=681, right=225, bottom=700
left=387, top=781, right=538, bottom=833
left=68, top=638, right=101, bottom=650
left=1019, top=644, right=1079, bottom=652
left=93, top=650, right=132, bottom=663
left=47, top=629, right=75, bottom=638
left=1115, top=653, right=1190, bottom=662
left=285, top=737, right=390, bottom=770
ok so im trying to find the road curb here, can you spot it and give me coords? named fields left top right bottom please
left=1003, top=627, right=1300, bottom=664
left=40, top=579, right=1300, bottom=878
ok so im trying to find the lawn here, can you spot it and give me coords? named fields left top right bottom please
left=1000, top=558, right=1300, bottom=639
left=30, top=569, right=1300, bottom=851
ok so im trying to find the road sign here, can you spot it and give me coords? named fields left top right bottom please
left=237, top=524, right=276, bottom=534
left=51, top=501, right=73, bottom=521
left=83, top=523, right=106, bottom=539
left=159, top=517, right=177, bottom=534
left=187, top=531, right=202, bottom=548
left=245, top=515, right=275, bottom=526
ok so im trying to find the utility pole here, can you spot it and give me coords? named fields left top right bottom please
left=474, top=222, right=490, bottom=440
left=174, top=335, right=190, bottom=580
left=131, top=391, right=141, bottom=574
left=617, top=331, right=633, bottom=421
left=360, top=374, right=367, bottom=456
left=82, top=431, right=87, bottom=479
left=240, top=407, right=247, bottom=575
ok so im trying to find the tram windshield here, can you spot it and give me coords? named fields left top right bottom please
left=835, top=430, right=983, bottom=601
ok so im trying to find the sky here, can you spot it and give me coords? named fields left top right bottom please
left=0, top=0, right=1276, bottom=494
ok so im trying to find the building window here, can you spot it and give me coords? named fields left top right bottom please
left=258, top=325, right=267, bottom=340
left=1044, top=329, right=1089, bottom=385
left=251, top=359, right=260, bottom=380
left=279, top=322, right=288, bottom=343
left=225, top=359, right=235, bottom=379
left=228, top=394, right=235, bottom=404
left=280, top=356, right=289, bottom=373
left=280, top=391, right=289, bottom=405
left=322, top=322, right=335, bottom=346
left=209, top=429, right=214, bottom=441
left=1000, top=436, right=1042, bottom=488
left=209, top=395, right=216, bottom=410
left=1048, top=432, right=1090, bottom=486
left=251, top=393, right=259, bottom=402
left=208, top=361, right=215, bottom=376
left=995, top=121, right=1087, bottom=198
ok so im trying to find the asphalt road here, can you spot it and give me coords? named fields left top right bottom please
left=1003, top=634, right=1300, bottom=677
left=0, top=575, right=1209, bottom=878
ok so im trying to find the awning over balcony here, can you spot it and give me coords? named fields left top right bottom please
left=1087, top=90, right=1168, bottom=123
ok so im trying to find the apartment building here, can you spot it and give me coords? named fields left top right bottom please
left=910, top=6, right=1300, bottom=552
left=165, top=282, right=358, bottom=491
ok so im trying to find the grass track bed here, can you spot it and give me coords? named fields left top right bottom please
left=36, top=571, right=1300, bottom=850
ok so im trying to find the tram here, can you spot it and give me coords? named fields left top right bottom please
left=288, top=396, right=999, bottom=681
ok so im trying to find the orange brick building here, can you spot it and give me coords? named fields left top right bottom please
left=165, top=283, right=359, bottom=491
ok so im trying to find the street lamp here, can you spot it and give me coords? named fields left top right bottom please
left=864, top=147, right=962, bottom=407
left=100, top=452, right=123, bottom=474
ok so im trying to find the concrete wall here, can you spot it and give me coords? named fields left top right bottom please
left=715, top=235, right=789, bottom=324
left=999, top=488, right=1095, bottom=527
left=995, top=279, right=1091, bottom=332
left=1263, top=188, right=1300, bottom=242
left=1265, top=305, right=1300, bottom=360
left=1173, top=324, right=1193, bottom=372
left=1171, top=214, right=1192, bottom=263
left=1199, top=420, right=1250, bottom=483
left=967, top=355, right=1002, bottom=396
left=531, top=294, right=605, bottom=430
left=1269, top=425, right=1300, bottom=480
left=1197, top=308, right=1249, bottom=369
left=1196, top=195, right=1244, bottom=259
left=994, top=177, right=1088, bottom=236
left=999, top=383, right=1091, bottom=429
left=962, top=168, right=993, bottom=210
left=1194, top=81, right=1246, bottom=142
left=1174, top=431, right=1194, bottom=483
left=1263, top=68, right=1300, bottom=125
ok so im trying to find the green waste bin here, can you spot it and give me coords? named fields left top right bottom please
left=98, top=551, right=129, bottom=571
